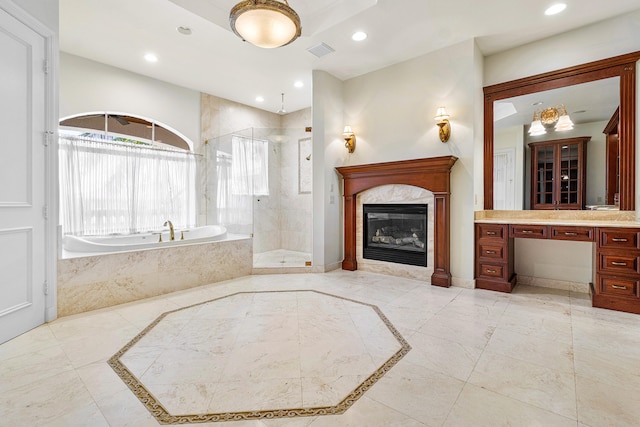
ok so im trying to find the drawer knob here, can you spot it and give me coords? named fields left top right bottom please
left=612, top=238, right=628, bottom=242
left=521, top=230, right=533, bottom=234
left=612, top=285, right=628, bottom=290
left=564, top=232, right=578, bottom=236
left=611, top=261, right=627, bottom=266
left=486, top=269, right=496, bottom=273
left=486, top=231, right=497, bottom=235
left=485, top=250, right=496, bottom=254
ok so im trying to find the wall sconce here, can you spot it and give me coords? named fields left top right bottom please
left=343, top=125, right=356, bottom=153
left=434, top=107, right=451, bottom=143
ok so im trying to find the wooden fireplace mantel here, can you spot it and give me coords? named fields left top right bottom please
left=336, top=156, right=458, bottom=287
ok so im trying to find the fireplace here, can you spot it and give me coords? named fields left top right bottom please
left=336, top=156, right=457, bottom=287
left=363, top=204, right=427, bottom=267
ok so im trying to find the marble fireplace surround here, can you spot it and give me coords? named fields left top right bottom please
left=336, top=156, right=458, bottom=287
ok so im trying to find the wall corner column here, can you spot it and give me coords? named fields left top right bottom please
left=430, top=193, right=452, bottom=287
left=341, top=195, right=358, bottom=270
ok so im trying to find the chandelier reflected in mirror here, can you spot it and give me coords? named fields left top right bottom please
left=528, top=104, right=574, bottom=136
left=230, top=0, right=302, bottom=48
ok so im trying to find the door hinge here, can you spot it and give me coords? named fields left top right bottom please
left=43, top=281, right=49, bottom=295
left=43, top=60, right=50, bottom=74
left=42, top=205, right=48, bottom=220
left=43, top=131, right=54, bottom=146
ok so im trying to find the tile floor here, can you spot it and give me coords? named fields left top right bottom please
left=1, top=270, right=640, bottom=426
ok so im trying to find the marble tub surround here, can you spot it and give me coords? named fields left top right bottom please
left=475, top=209, right=638, bottom=226
left=2, top=271, right=640, bottom=426
left=356, top=185, right=434, bottom=282
left=57, top=237, right=252, bottom=317
left=109, top=290, right=410, bottom=423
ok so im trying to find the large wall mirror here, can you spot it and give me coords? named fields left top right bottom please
left=483, top=51, right=640, bottom=211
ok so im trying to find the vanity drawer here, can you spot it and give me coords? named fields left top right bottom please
left=550, top=226, right=594, bottom=242
left=477, top=263, right=507, bottom=280
left=598, top=254, right=639, bottom=275
left=509, top=224, right=548, bottom=239
left=477, top=244, right=506, bottom=261
left=598, top=228, right=640, bottom=249
left=597, top=276, right=639, bottom=298
left=477, top=224, right=507, bottom=240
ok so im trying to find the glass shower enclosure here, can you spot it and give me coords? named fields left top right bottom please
left=205, top=127, right=312, bottom=269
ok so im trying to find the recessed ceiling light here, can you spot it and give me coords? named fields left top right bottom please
left=144, top=53, right=158, bottom=63
left=352, top=31, right=367, bottom=41
left=177, top=26, right=192, bottom=36
left=294, top=81, right=304, bottom=88
left=573, top=110, right=586, bottom=114
left=532, top=101, right=543, bottom=106
left=545, top=3, right=567, bottom=15
left=256, top=96, right=264, bottom=102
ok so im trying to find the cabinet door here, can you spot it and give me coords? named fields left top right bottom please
left=556, top=142, right=584, bottom=209
left=529, top=137, right=588, bottom=210
left=531, top=144, right=555, bottom=209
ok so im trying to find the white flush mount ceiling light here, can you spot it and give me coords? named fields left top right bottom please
left=255, top=96, right=264, bottom=102
left=144, top=53, right=158, bottom=62
left=545, top=3, right=567, bottom=15
left=230, top=0, right=302, bottom=48
left=294, top=80, right=304, bottom=88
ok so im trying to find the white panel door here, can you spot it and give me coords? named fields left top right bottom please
left=494, top=149, right=516, bottom=210
left=0, top=7, right=47, bottom=344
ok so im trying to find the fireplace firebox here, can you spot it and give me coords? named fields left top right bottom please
left=363, top=204, right=427, bottom=267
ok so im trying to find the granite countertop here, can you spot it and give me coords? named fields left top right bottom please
left=474, top=210, right=640, bottom=228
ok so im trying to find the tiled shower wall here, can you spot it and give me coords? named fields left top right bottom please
left=279, top=109, right=313, bottom=254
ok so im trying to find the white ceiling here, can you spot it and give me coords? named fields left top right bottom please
left=60, top=0, right=640, bottom=114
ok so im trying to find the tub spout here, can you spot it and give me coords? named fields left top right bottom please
left=163, top=220, right=175, bottom=241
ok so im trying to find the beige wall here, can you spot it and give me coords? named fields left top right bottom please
left=484, top=10, right=640, bottom=85
left=314, top=39, right=483, bottom=284
left=60, top=53, right=200, bottom=146
left=312, top=70, right=346, bottom=272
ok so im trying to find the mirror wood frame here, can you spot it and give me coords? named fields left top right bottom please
left=483, top=51, right=640, bottom=210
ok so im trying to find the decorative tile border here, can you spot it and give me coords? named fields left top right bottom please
left=108, top=290, right=412, bottom=424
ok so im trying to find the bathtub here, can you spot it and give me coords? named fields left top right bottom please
left=62, top=225, right=228, bottom=254
left=57, top=225, right=252, bottom=316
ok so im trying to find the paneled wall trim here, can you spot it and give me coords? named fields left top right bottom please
left=336, top=156, right=458, bottom=287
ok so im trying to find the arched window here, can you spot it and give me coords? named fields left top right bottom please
left=59, top=113, right=197, bottom=236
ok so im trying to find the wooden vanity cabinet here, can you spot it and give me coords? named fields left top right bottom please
left=474, top=221, right=640, bottom=314
left=475, top=224, right=516, bottom=292
left=529, top=137, right=590, bottom=210
left=593, top=227, right=640, bottom=314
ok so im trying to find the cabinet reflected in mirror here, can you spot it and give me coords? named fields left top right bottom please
left=493, top=77, right=619, bottom=210
left=483, top=51, right=640, bottom=211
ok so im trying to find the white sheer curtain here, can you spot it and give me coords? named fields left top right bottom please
left=215, top=135, right=268, bottom=232
left=59, top=136, right=196, bottom=236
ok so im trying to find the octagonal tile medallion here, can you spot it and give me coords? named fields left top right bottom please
left=108, top=290, right=411, bottom=424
